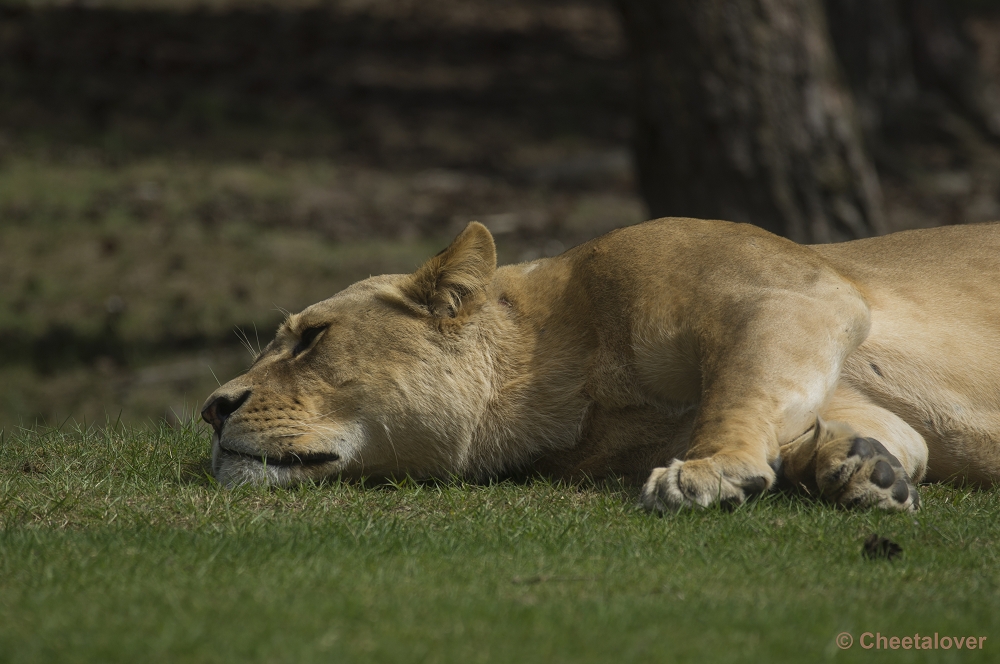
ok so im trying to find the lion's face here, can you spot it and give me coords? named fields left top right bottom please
left=202, top=224, right=497, bottom=487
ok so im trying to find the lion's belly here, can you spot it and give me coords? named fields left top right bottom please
left=842, top=309, right=1000, bottom=484
left=818, top=224, right=1000, bottom=483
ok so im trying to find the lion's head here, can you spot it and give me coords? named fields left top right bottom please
left=201, top=222, right=505, bottom=487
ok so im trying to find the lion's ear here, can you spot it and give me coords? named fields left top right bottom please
left=405, top=221, right=497, bottom=319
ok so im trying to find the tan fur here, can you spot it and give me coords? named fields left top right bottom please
left=202, top=218, right=1000, bottom=511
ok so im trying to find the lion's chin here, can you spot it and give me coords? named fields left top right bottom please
left=211, top=438, right=341, bottom=488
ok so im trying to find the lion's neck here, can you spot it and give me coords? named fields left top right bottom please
left=461, top=256, right=597, bottom=478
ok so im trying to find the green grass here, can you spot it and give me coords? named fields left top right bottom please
left=2, top=423, right=999, bottom=662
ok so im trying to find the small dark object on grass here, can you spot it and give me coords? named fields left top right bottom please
left=20, top=460, right=46, bottom=475
left=863, top=533, right=903, bottom=561
left=511, top=575, right=594, bottom=585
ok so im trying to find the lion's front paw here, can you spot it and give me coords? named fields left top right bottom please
left=817, top=436, right=919, bottom=511
left=640, top=457, right=774, bottom=513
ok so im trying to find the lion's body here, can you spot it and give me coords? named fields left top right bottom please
left=203, top=218, right=1000, bottom=511
left=816, top=227, right=1000, bottom=484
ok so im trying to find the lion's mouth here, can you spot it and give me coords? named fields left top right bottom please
left=219, top=446, right=340, bottom=468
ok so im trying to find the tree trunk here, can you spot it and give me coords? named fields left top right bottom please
left=825, top=0, right=1000, bottom=142
left=616, top=0, right=887, bottom=243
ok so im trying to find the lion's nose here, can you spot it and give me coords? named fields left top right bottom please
left=201, top=390, right=251, bottom=434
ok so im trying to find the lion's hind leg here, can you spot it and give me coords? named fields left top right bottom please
left=780, top=422, right=920, bottom=510
left=779, top=388, right=927, bottom=511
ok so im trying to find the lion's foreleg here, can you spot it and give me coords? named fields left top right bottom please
left=641, top=289, right=871, bottom=512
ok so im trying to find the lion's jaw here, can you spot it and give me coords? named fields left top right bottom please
left=210, top=419, right=368, bottom=487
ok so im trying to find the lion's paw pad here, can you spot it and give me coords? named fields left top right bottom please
left=821, top=436, right=919, bottom=511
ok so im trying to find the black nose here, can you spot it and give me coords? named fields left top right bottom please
left=201, top=390, right=251, bottom=434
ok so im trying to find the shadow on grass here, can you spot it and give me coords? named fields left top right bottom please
left=177, top=457, right=215, bottom=486
left=176, top=461, right=646, bottom=504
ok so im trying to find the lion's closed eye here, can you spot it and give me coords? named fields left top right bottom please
left=293, top=325, right=328, bottom=357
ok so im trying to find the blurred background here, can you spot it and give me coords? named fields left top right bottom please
left=1, top=0, right=999, bottom=428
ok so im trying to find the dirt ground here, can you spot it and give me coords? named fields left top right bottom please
left=2, top=0, right=999, bottom=426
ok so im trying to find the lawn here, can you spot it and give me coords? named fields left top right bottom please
left=2, top=422, right=998, bottom=663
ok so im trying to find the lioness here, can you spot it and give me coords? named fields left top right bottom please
left=202, top=218, right=1000, bottom=512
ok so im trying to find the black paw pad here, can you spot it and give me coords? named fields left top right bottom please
left=848, top=437, right=874, bottom=459
left=740, top=476, right=769, bottom=496
left=891, top=478, right=910, bottom=503
left=909, top=487, right=921, bottom=509
left=870, top=460, right=896, bottom=489
left=866, top=437, right=903, bottom=468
